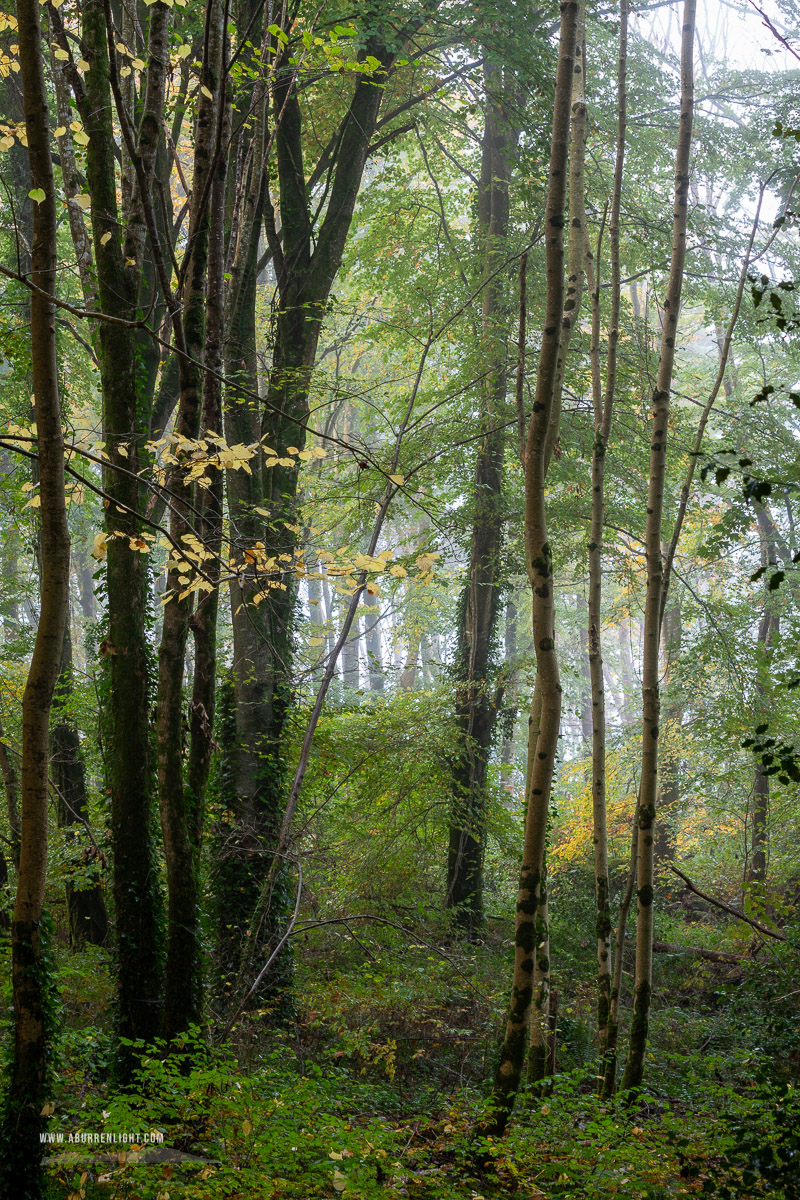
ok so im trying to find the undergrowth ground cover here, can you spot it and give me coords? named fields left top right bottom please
left=19, top=901, right=799, bottom=1200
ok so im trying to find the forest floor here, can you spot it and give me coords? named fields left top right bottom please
left=28, top=889, right=800, bottom=1200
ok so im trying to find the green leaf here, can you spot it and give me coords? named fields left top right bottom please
left=28, top=188, right=46, bottom=204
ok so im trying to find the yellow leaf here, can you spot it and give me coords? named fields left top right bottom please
left=54, top=125, right=66, bottom=137
left=76, top=59, right=90, bottom=71
left=73, top=129, right=89, bottom=146
left=200, top=85, right=213, bottom=100
left=329, top=1151, right=343, bottom=1161
left=92, top=533, right=107, bottom=560
left=332, top=1168, right=347, bottom=1192
left=309, top=637, right=324, bottom=647
left=131, top=58, right=145, bottom=70
left=176, top=44, right=192, bottom=60
left=25, top=494, right=41, bottom=508
left=120, top=65, right=131, bottom=77
left=366, top=582, right=380, bottom=595
left=100, top=232, right=112, bottom=245
left=389, top=474, right=404, bottom=486
left=74, top=194, right=91, bottom=210
left=242, top=1119, right=252, bottom=1136
left=54, top=48, right=69, bottom=61
left=389, top=564, right=407, bottom=578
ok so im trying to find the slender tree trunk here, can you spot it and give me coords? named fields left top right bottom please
left=500, top=596, right=520, bottom=777
left=654, top=594, right=681, bottom=863
left=157, top=0, right=225, bottom=1042
left=605, top=802, right=638, bottom=1097
left=363, top=596, right=384, bottom=693
left=621, top=0, right=695, bottom=1094
left=748, top=506, right=778, bottom=888
left=477, top=2, right=579, bottom=1141
left=1, top=0, right=70, bottom=1186
left=447, top=62, right=519, bottom=935
left=52, top=618, right=108, bottom=950
left=585, top=0, right=627, bottom=1091
left=341, top=600, right=361, bottom=689
left=0, top=714, right=20, bottom=872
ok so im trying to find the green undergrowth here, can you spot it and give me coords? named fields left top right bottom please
left=42, top=1040, right=795, bottom=1200
left=9, top=890, right=795, bottom=1200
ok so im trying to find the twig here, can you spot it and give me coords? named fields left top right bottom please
left=667, top=863, right=785, bottom=941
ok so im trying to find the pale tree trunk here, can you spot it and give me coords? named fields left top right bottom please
left=363, top=595, right=384, bottom=693
left=1, top=0, right=70, bottom=1187
left=654, top=593, right=682, bottom=863
left=585, top=0, right=627, bottom=1096
left=499, top=596, right=520, bottom=778
left=341, top=599, right=361, bottom=690
left=477, top=1, right=579, bottom=1140
left=578, top=595, right=593, bottom=750
left=527, top=0, right=587, bottom=1089
left=622, top=0, right=695, bottom=1094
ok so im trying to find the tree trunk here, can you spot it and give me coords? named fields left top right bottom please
left=747, top=505, right=779, bottom=888
left=446, top=62, right=519, bottom=935
left=363, top=595, right=384, bottom=693
left=654, top=594, right=682, bottom=863
left=621, top=0, right=695, bottom=1094
left=218, top=23, right=403, bottom=1008
left=585, top=0, right=627, bottom=1094
left=80, top=0, right=165, bottom=1064
left=52, top=618, right=108, bottom=950
left=1, top=0, right=70, bottom=1186
left=478, top=1, right=579, bottom=1140
left=605, top=802, right=638, bottom=1097
left=157, top=0, right=226, bottom=1043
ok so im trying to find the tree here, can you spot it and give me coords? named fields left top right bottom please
left=0, top=0, right=70, bottom=1188
left=621, top=0, right=696, bottom=1095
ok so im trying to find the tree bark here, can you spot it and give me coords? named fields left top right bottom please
left=157, top=0, right=226, bottom=1043
left=52, top=617, right=108, bottom=950
left=1, top=0, right=70, bottom=1186
left=446, top=61, right=518, bottom=936
left=478, top=1, right=579, bottom=1141
left=80, top=0, right=166, bottom=1064
left=621, top=0, right=695, bottom=1095
left=584, top=0, right=627, bottom=1095
left=747, top=505, right=778, bottom=888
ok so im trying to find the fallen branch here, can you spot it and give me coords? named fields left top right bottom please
left=652, top=940, right=743, bottom=965
left=667, top=863, right=785, bottom=942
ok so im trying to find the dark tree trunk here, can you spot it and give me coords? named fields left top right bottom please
left=52, top=618, right=108, bottom=949
left=219, top=26, right=405, bottom=1007
left=80, top=0, right=166, bottom=1065
left=446, top=62, right=519, bottom=936
left=1, top=0, right=70, bottom=1187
